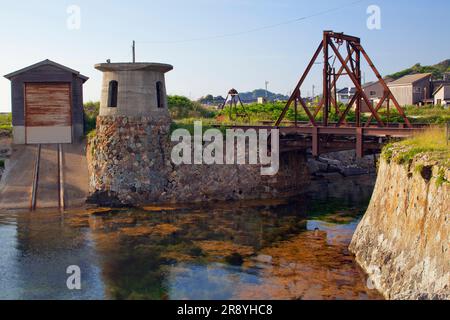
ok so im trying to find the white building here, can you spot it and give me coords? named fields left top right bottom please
left=433, top=84, right=450, bottom=107
left=336, top=87, right=356, bottom=104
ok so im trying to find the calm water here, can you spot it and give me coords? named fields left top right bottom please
left=0, top=176, right=382, bottom=300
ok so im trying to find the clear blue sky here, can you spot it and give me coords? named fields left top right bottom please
left=0, top=0, right=449, bottom=112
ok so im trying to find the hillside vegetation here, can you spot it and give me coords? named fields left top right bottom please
left=387, top=59, right=450, bottom=80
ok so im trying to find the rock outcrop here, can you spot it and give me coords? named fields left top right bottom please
left=350, top=154, right=449, bottom=300
left=307, top=150, right=378, bottom=177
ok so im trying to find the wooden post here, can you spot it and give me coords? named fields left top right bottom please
left=312, top=127, right=319, bottom=157
left=356, top=127, right=364, bottom=158
left=323, top=32, right=329, bottom=126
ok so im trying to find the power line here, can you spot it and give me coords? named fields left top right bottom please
left=138, top=0, right=366, bottom=45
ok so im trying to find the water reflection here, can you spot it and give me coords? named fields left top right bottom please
left=0, top=176, right=382, bottom=300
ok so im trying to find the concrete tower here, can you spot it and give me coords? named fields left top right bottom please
left=95, top=62, right=173, bottom=119
left=88, top=62, right=174, bottom=206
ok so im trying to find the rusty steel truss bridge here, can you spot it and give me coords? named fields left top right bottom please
left=222, top=31, right=429, bottom=157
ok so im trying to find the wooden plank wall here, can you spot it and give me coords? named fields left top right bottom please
left=25, top=83, right=71, bottom=127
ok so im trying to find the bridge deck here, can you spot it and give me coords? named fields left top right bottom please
left=218, top=123, right=428, bottom=157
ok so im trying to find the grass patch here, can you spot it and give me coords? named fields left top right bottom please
left=383, top=128, right=450, bottom=166
left=435, top=168, right=449, bottom=187
left=381, top=143, right=395, bottom=163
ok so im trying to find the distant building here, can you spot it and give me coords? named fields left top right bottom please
left=387, top=73, right=432, bottom=106
left=257, top=97, right=267, bottom=104
left=361, top=78, right=393, bottom=112
left=431, top=72, right=450, bottom=94
left=433, top=84, right=450, bottom=107
left=336, top=87, right=356, bottom=104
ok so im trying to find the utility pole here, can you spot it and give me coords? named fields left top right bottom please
left=132, top=40, right=136, bottom=63
left=312, top=85, right=315, bottom=100
left=265, top=81, right=269, bottom=98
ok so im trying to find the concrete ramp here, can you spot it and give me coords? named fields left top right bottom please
left=34, top=144, right=60, bottom=209
left=0, top=145, right=37, bottom=210
left=0, top=143, right=89, bottom=211
left=61, top=143, right=89, bottom=209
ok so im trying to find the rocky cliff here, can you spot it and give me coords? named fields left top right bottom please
left=350, top=151, right=449, bottom=299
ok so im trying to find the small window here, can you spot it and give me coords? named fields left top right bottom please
left=108, top=80, right=118, bottom=108
left=370, top=91, right=376, bottom=96
left=414, top=87, right=422, bottom=94
left=156, top=81, right=163, bottom=109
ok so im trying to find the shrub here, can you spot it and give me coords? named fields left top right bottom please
left=168, top=96, right=217, bottom=119
left=84, top=101, right=100, bottom=136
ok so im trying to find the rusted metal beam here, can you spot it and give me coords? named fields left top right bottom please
left=364, top=92, right=389, bottom=127
left=355, top=44, right=412, bottom=128
left=275, top=42, right=323, bottom=126
left=298, top=96, right=317, bottom=127
left=328, top=41, right=385, bottom=127
left=337, top=93, right=359, bottom=127
left=325, top=31, right=361, bottom=44
left=323, top=33, right=330, bottom=127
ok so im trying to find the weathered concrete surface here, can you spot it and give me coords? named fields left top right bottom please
left=95, top=63, right=172, bottom=118
left=62, top=143, right=89, bottom=208
left=36, top=144, right=59, bottom=209
left=0, top=142, right=89, bottom=211
left=350, top=158, right=449, bottom=300
left=0, top=145, right=37, bottom=210
left=88, top=116, right=310, bottom=206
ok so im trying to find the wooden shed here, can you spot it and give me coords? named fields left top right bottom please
left=4, top=59, right=88, bottom=144
left=387, top=73, right=432, bottom=106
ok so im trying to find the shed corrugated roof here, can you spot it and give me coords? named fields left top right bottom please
left=388, top=73, right=431, bottom=87
left=4, top=59, right=89, bottom=82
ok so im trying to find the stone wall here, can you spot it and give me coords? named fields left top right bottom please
left=88, top=116, right=310, bottom=206
left=350, top=156, right=449, bottom=299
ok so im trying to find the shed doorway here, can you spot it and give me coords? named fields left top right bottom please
left=24, top=83, right=72, bottom=144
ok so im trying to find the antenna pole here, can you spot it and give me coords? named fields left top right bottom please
left=132, top=40, right=136, bottom=63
